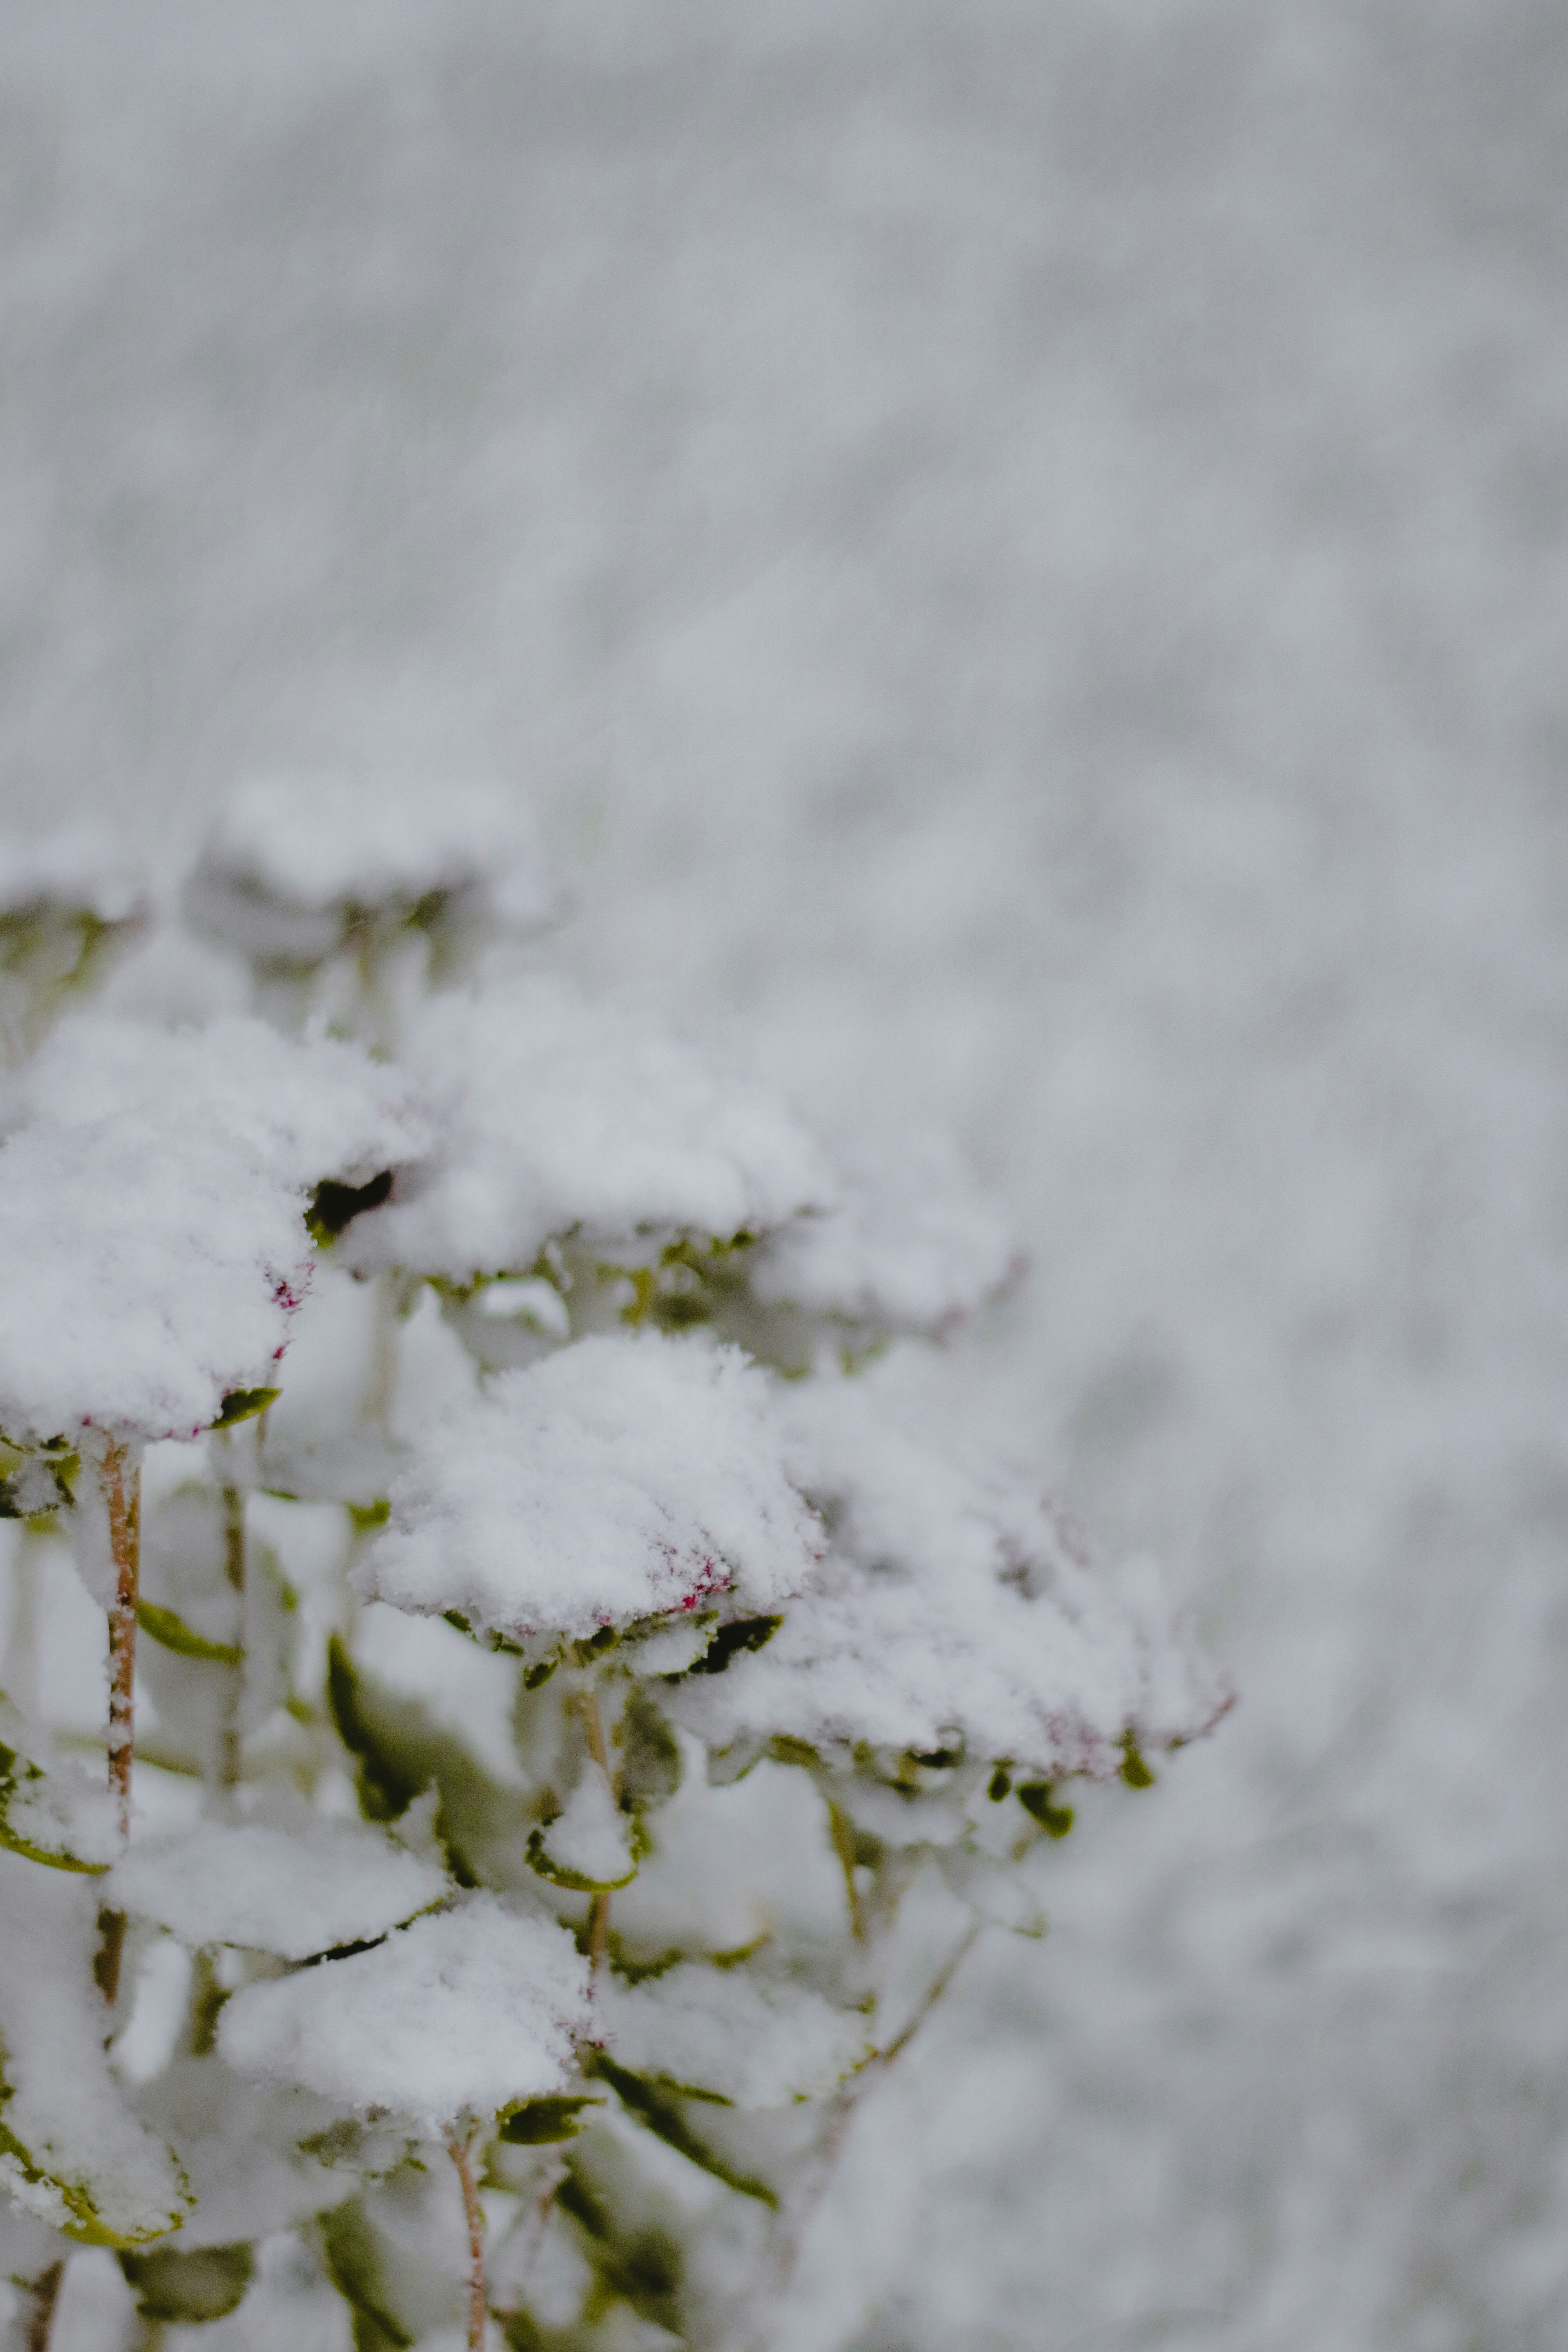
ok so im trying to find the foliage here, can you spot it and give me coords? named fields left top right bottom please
left=0, top=787, right=1227, bottom=2352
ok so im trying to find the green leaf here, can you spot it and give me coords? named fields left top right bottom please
left=683, top=1616, right=782, bottom=1677
left=617, top=1693, right=683, bottom=1816
left=0, top=1737, right=110, bottom=1875
left=210, top=1387, right=279, bottom=1431
left=1120, top=1735, right=1156, bottom=1789
left=497, top=2094, right=604, bottom=2146
left=120, top=2241, right=254, bottom=2323
left=583, top=2054, right=776, bottom=2205
left=318, top=2203, right=414, bottom=2351
left=306, top=1169, right=393, bottom=1247
left=136, top=1601, right=243, bottom=1668
left=1017, top=1782, right=1074, bottom=1838
left=327, top=1637, right=432, bottom=1824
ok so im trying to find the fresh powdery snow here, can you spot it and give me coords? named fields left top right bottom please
left=183, top=774, right=566, bottom=969
left=0, top=1014, right=429, bottom=1198
left=340, top=976, right=836, bottom=1284
left=107, top=1821, right=449, bottom=1960
left=671, top=1357, right=1228, bottom=1779
left=0, top=1853, right=190, bottom=2245
left=218, top=1894, right=593, bottom=2133
left=0, top=1696, right=116, bottom=1871
left=0, top=1018, right=428, bottom=1445
left=599, top=1964, right=871, bottom=2106
left=356, top=1331, right=823, bottom=1641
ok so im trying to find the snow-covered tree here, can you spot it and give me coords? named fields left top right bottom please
left=0, top=792, right=1228, bottom=2352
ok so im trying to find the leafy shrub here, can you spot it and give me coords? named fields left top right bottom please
left=0, top=781, right=1228, bottom=2352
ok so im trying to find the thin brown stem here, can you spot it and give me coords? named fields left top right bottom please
left=97, top=1441, right=140, bottom=2007
left=103, top=1440, right=139, bottom=1847
left=587, top=1890, right=612, bottom=1976
left=447, top=2128, right=486, bottom=2351
left=23, top=2258, right=63, bottom=2352
left=219, top=1483, right=246, bottom=1796
left=578, top=1681, right=615, bottom=1977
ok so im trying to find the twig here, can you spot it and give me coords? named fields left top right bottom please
left=447, top=2127, right=487, bottom=2351
left=746, top=1922, right=982, bottom=2352
left=219, top=1481, right=246, bottom=1797
left=97, top=1439, right=140, bottom=2007
left=103, top=1439, right=139, bottom=1847
left=579, top=1681, right=614, bottom=1976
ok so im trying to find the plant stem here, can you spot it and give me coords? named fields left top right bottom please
left=446, top=2128, right=487, bottom=2351
left=103, top=1439, right=139, bottom=1847
left=579, top=1681, right=614, bottom=1976
left=23, top=2259, right=63, bottom=2352
left=826, top=1798, right=865, bottom=1942
left=219, top=1481, right=246, bottom=1798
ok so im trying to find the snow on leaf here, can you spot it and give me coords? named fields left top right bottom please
left=0, top=1852, right=191, bottom=2245
left=598, top=1964, right=871, bottom=2108
left=339, top=976, right=836, bottom=1285
left=669, top=1356, right=1230, bottom=1784
left=0, top=1019, right=430, bottom=1446
left=217, top=1893, right=592, bottom=2134
left=354, top=1332, right=823, bottom=1644
left=107, top=1821, right=449, bottom=1960
left=183, top=774, right=566, bottom=971
left=528, top=1761, right=637, bottom=1893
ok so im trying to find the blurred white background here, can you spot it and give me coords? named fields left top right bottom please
left=4, top=2, right=1567, bottom=2344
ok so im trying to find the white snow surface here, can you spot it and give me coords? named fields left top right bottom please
left=218, top=1893, right=593, bottom=2133
left=0, top=1018, right=429, bottom=1443
left=0, top=1014, right=430, bottom=1194
left=600, top=1963, right=871, bottom=2107
left=107, top=1820, right=449, bottom=1959
left=184, top=774, right=565, bottom=966
left=673, top=1358, right=1226, bottom=1775
left=356, top=1332, right=823, bottom=1641
left=340, top=977, right=835, bottom=1283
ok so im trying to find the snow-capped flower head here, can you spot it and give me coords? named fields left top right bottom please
left=355, top=1331, right=822, bottom=1647
left=0, top=1015, right=431, bottom=1450
left=340, top=978, right=837, bottom=1301
left=670, top=1355, right=1230, bottom=1786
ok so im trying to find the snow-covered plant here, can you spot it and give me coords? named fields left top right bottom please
left=0, top=786, right=1228, bottom=2352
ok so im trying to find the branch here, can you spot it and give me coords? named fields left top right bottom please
left=447, top=2128, right=487, bottom=2352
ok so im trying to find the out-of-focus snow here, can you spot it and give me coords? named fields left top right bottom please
left=7, top=1, right=1567, bottom=2343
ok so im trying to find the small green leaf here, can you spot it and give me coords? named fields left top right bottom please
left=1017, top=1782, right=1075, bottom=1838
left=684, top=1617, right=782, bottom=1677
left=767, top=1734, right=818, bottom=1768
left=348, top=1498, right=391, bottom=1532
left=211, top=1387, right=278, bottom=1431
left=583, top=2055, right=776, bottom=2205
left=988, top=1767, right=1012, bottom=1801
left=136, top=1601, right=243, bottom=1668
left=120, top=2242, right=254, bottom=2323
left=498, top=2094, right=604, bottom=2145
left=0, top=1740, right=110, bottom=1875
left=306, top=1169, right=393, bottom=1246
left=1120, top=1735, right=1156, bottom=1790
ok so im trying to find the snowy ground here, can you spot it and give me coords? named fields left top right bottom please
left=4, top=2, right=1567, bottom=2344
